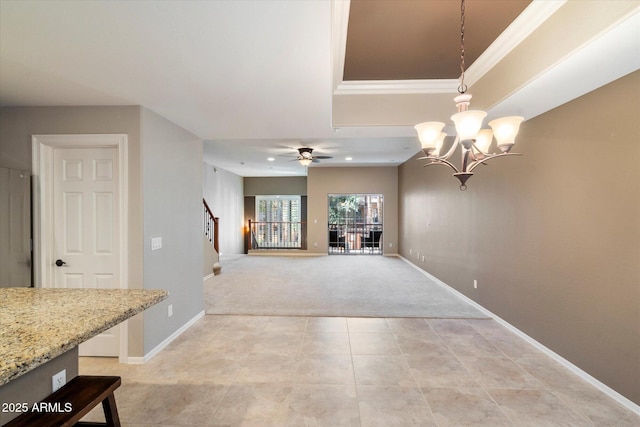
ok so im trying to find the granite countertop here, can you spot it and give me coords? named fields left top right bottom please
left=0, top=287, right=168, bottom=385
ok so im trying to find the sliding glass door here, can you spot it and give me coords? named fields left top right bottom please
left=328, top=194, right=383, bottom=255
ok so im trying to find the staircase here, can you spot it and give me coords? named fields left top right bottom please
left=203, top=198, right=221, bottom=276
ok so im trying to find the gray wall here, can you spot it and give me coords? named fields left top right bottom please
left=0, top=166, right=31, bottom=287
left=0, top=105, right=205, bottom=359
left=141, top=108, right=204, bottom=354
left=0, top=348, right=78, bottom=424
left=0, top=106, right=148, bottom=357
left=397, top=71, right=640, bottom=404
left=307, top=167, right=398, bottom=254
left=203, top=163, right=245, bottom=255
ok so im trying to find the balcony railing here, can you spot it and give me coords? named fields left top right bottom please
left=328, top=222, right=383, bottom=255
left=249, top=220, right=306, bottom=250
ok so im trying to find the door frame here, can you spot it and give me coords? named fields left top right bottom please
left=32, top=134, right=129, bottom=361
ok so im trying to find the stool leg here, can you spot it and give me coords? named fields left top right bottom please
left=101, top=394, right=121, bottom=427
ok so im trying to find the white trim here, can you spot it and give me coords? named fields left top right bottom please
left=464, top=0, right=567, bottom=86
left=203, top=273, right=215, bottom=281
left=331, top=0, right=350, bottom=92
left=248, top=250, right=325, bottom=257
left=335, top=79, right=458, bottom=95
left=331, top=0, right=565, bottom=96
left=398, top=255, right=640, bottom=416
left=127, top=310, right=206, bottom=364
left=32, top=134, right=130, bottom=361
left=118, top=136, right=129, bottom=363
left=487, top=7, right=640, bottom=121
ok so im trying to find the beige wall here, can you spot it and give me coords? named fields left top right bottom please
left=244, top=176, right=307, bottom=196
left=242, top=176, right=308, bottom=252
left=307, top=167, right=398, bottom=254
left=398, top=71, right=640, bottom=404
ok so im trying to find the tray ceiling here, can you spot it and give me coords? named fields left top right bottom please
left=1, top=1, right=638, bottom=177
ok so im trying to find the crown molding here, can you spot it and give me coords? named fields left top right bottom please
left=332, top=0, right=566, bottom=96
left=487, top=7, right=640, bottom=121
left=335, top=79, right=459, bottom=95
left=464, top=0, right=567, bottom=85
left=331, top=0, right=350, bottom=92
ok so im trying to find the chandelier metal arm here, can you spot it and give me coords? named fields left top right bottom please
left=468, top=143, right=488, bottom=162
left=416, top=136, right=461, bottom=163
left=422, top=158, right=460, bottom=174
left=441, top=136, right=461, bottom=161
left=413, top=0, right=524, bottom=190
left=461, top=148, right=472, bottom=173
left=467, top=152, right=522, bottom=173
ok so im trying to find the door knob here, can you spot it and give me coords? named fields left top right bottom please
left=55, top=259, right=66, bottom=267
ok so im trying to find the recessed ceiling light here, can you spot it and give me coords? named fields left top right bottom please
left=345, top=157, right=352, bottom=161
left=267, top=157, right=275, bottom=162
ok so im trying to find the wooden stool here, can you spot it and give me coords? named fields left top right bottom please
left=5, top=375, right=121, bottom=427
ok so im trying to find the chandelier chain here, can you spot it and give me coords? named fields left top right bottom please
left=415, top=0, right=524, bottom=190
left=458, top=0, right=467, bottom=94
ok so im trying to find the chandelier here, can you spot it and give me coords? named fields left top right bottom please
left=415, top=0, right=524, bottom=190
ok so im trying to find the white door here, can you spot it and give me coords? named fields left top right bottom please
left=52, top=146, right=120, bottom=356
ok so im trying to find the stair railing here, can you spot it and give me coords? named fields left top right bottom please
left=203, top=198, right=219, bottom=254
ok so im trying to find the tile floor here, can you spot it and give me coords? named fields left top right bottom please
left=80, top=315, right=638, bottom=426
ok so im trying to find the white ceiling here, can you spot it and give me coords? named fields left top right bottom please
left=1, top=1, right=638, bottom=177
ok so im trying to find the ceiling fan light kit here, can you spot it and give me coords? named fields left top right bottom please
left=416, top=0, right=524, bottom=190
left=296, top=147, right=332, bottom=166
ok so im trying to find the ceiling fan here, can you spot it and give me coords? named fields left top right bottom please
left=295, top=147, right=332, bottom=166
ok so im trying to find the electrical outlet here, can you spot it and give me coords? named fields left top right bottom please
left=474, top=279, right=478, bottom=289
left=52, top=369, right=66, bottom=392
left=168, top=304, right=173, bottom=317
left=151, top=237, right=162, bottom=250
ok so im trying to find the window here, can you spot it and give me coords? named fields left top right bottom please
left=253, top=196, right=302, bottom=248
left=256, top=195, right=301, bottom=223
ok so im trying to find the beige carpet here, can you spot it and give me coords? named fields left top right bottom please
left=204, top=255, right=487, bottom=318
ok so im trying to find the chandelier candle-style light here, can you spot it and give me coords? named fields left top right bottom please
left=415, top=0, right=524, bottom=190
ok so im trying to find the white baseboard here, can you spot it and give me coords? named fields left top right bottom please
left=248, top=250, right=324, bottom=257
left=399, top=255, right=640, bottom=416
left=127, top=310, right=205, bottom=365
left=203, top=273, right=215, bottom=281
